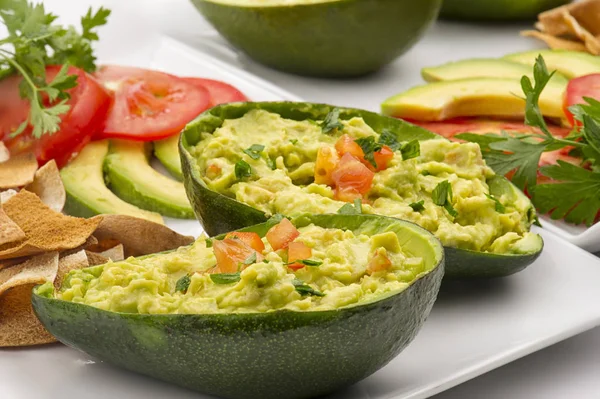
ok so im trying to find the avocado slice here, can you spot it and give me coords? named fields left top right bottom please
left=190, top=0, right=441, bottom=77
left=104, top=140, right=194, bottom=219
left=33, top=213, right=444, bottom=399
left=440, top=0, right=569, bottom=21
left=381, top=77, right=565, bottom=121
left=60, top=140, right=163, bottom=224
left=504, top=50, right=600, bottom=79
left=179, top=102, right=543, bottom=278
left=154, top=134, right=183, bottom=181
left=422, top=58, right=569, bottom=86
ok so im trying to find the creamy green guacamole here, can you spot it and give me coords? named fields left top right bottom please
left=57, top=225, right=426, bottom=314
left=190, top=109, right=537, bottom=254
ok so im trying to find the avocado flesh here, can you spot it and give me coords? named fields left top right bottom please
left=381, top=77, right=565, bottom=121
left=504, top=50, right=600, bottom=79
left=60, top=140, right=163, bottom=224
left=105, top=140, right=194, bottom=219
left=180, top=102, right=543, bottom=278
left=192, top=0, right=441, bottom=77
left=32, top=214, right=444, bottom=399
left=422, top=58, right=568, bottom=86
left=154, top=134, right=183, bottom=181
left=440, top=0, right=569, bottom=21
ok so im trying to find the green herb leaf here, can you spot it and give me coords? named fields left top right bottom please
left=321, top=108, right=344, bottom=134
left=265, top=214, right=286, bottom=229
left=354, top=136, right=382, bottom=168
left=487, top=138, right=546, bottom=191
left=400, top=139, right=420, bottom=160
left=535, top=161, right=600, bottom=226
left=432, top=180, right=458, bottom=217
left=243, top=144, right=265, bottom=160
left=234, top=160, right=252, bottom=180
left=205, top=238, right=213, bottom=248
left=521, top=55, right=554, bottom=138
left=337, top=199, right=362, bottom=215
left=210, top=273, right=241, bottom=285
left=485, top=194, right=506, bottom=213
left=409, top=200, right=425, bottom=212
left=80, top=7, right=111, bottom=41
left=378, top=129, right=401, bottom=151
left=291, top=259, right=323, bottom=267
left=353, top=198, right=362, bottom=213
left=292, top=278, right=325, bottom=297
left=243, top=252, right=257, bottom=266
left=454, top=133, right=507, bottom=152
left=175, top=275, right=191, bottom=293
left=266, top=157, right=277, bottom=170
left=289, top=139, right=298, bottom=145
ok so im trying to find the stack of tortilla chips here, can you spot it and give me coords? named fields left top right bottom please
left=0, top=144, right=194, bottom=347
left=522, top=0, right=600, bottom=54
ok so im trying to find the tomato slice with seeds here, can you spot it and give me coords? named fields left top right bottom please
left=287, top=241, right=312, bottom=271
left=225, top=232, right=265, bottom=253
left=182, top=77, right=247, bottom=106
left=332, top=153, right=375, bottom=199
left=266, top=218, right=300, bottom=251
left=94, top=66, right=211, bottom=141
left=212, top=238, right=263, bottom=274
left=1, top=66, right=112, bottom=168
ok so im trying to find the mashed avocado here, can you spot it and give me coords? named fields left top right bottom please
left=189, top=109, right=536, bottom=254
left=58, top=224, right=426, bottom=314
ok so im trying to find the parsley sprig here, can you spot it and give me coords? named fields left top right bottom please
left=458, top=55, right=600, bottom=226
left=0, top=1, right=110, bottom=138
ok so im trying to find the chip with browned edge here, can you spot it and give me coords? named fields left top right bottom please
left=0, top=153, right=38, bottom=190
left=24, top=160, right=66, bottom=212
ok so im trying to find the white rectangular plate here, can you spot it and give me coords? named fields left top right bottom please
left=2, top=37, right=600, bottom=399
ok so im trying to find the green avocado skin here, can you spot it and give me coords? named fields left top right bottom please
left=192, top=0, right=441, bottom=77
left=180, top=102, right=543, bottom=279
left=32, top=214, right=444, bottom=399
left=440, top=0, right=570, bottom=21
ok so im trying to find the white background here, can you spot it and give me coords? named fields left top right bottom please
left=19, top=0, right=600, bottom=397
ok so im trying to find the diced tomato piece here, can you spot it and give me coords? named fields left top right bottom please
left=314, top=146, right=340, bottom=185
left=205, top=163, right=222, bottom=179
left=563, top=74, right=600, bottom=126
left=367, top=251, right=392, bottom=274
left=225, top=232, right=265, bottom=252
left=266, top=218, right=300, bottom=251
left=373, top=145, right=394, bottom=171
left=212, top=238, right=263, bottom=274
left=287, top=241, right=312, bottom=271
left=332, top=153, right=374, bottom=198
left=335, top=134, right=365, bottom=159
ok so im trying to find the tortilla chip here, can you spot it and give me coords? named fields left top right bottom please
left=24, top=160, right=66, bottom=212
left=562, top=0, right=600, bottom=36
left=0, top=283, right=57, bottom=347
left=100, top=244, right=124, bottom=262
left=0, top=190, right=102, bottom=259
left=0, top=189, right=17, bottom=204
left=0, top=207, right=26, bottom=247
left=55, top=250, right=89, bottom=290
left=0, top=153, right=38, bottom=190
left=0, top=143, right=8, bottom=163
left=93, top=214, right=194, bottom=258
left=85, top=251, right=110, bottom=266
left=562, top=11, right=600, bottom=55
left=0, top=252, right=58, bottom=296
left=521, top=30, right=588, bottom=52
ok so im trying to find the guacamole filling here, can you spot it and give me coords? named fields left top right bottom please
left=189, top=109, right=537, bottom=254
left=56, top=224, right=429, bottom=314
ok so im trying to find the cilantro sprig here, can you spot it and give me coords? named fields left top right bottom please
left=432, top=180, right=457, bottom=217
left=0, top=1, right=110, bottom=138
left=458, top=55, right=600, bottom=226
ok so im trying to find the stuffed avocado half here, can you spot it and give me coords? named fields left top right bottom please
left=179, top=102, right=543, bottom=278
left=33, top=214, right=444, bottom=399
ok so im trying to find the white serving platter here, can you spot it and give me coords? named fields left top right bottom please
left=3, top=36, right=600, bottom=399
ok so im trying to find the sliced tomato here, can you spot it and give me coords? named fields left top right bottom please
left=225, top=232, right=265, bottom=253
left=266, top=218, right=300, bottom=251
left=367, top=251, right=392, bottom=274
left=182, top=77, right=247, bottom=106
left=212, top=238, right=263, bottom=274
left=563, top=74, right=600, bottom=126
left=94, top=66, right=211, bottom=141
left=1, top=66, right=112, bottom=168
left=332, top=153, right=375, bottom=199
left=409, top=118, right=570, bottom=138
left=335, top=134, right=365, bottom=159
left=314, top=146, right=340, bottom=185
left=373, top=145, right=394, bottom=171
left=287, top=241, right=312, bottom=271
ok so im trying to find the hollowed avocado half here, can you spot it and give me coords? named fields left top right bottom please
left=179, top=102, right=543, bottom=278
left=33, top=213, right=444, bottom=399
